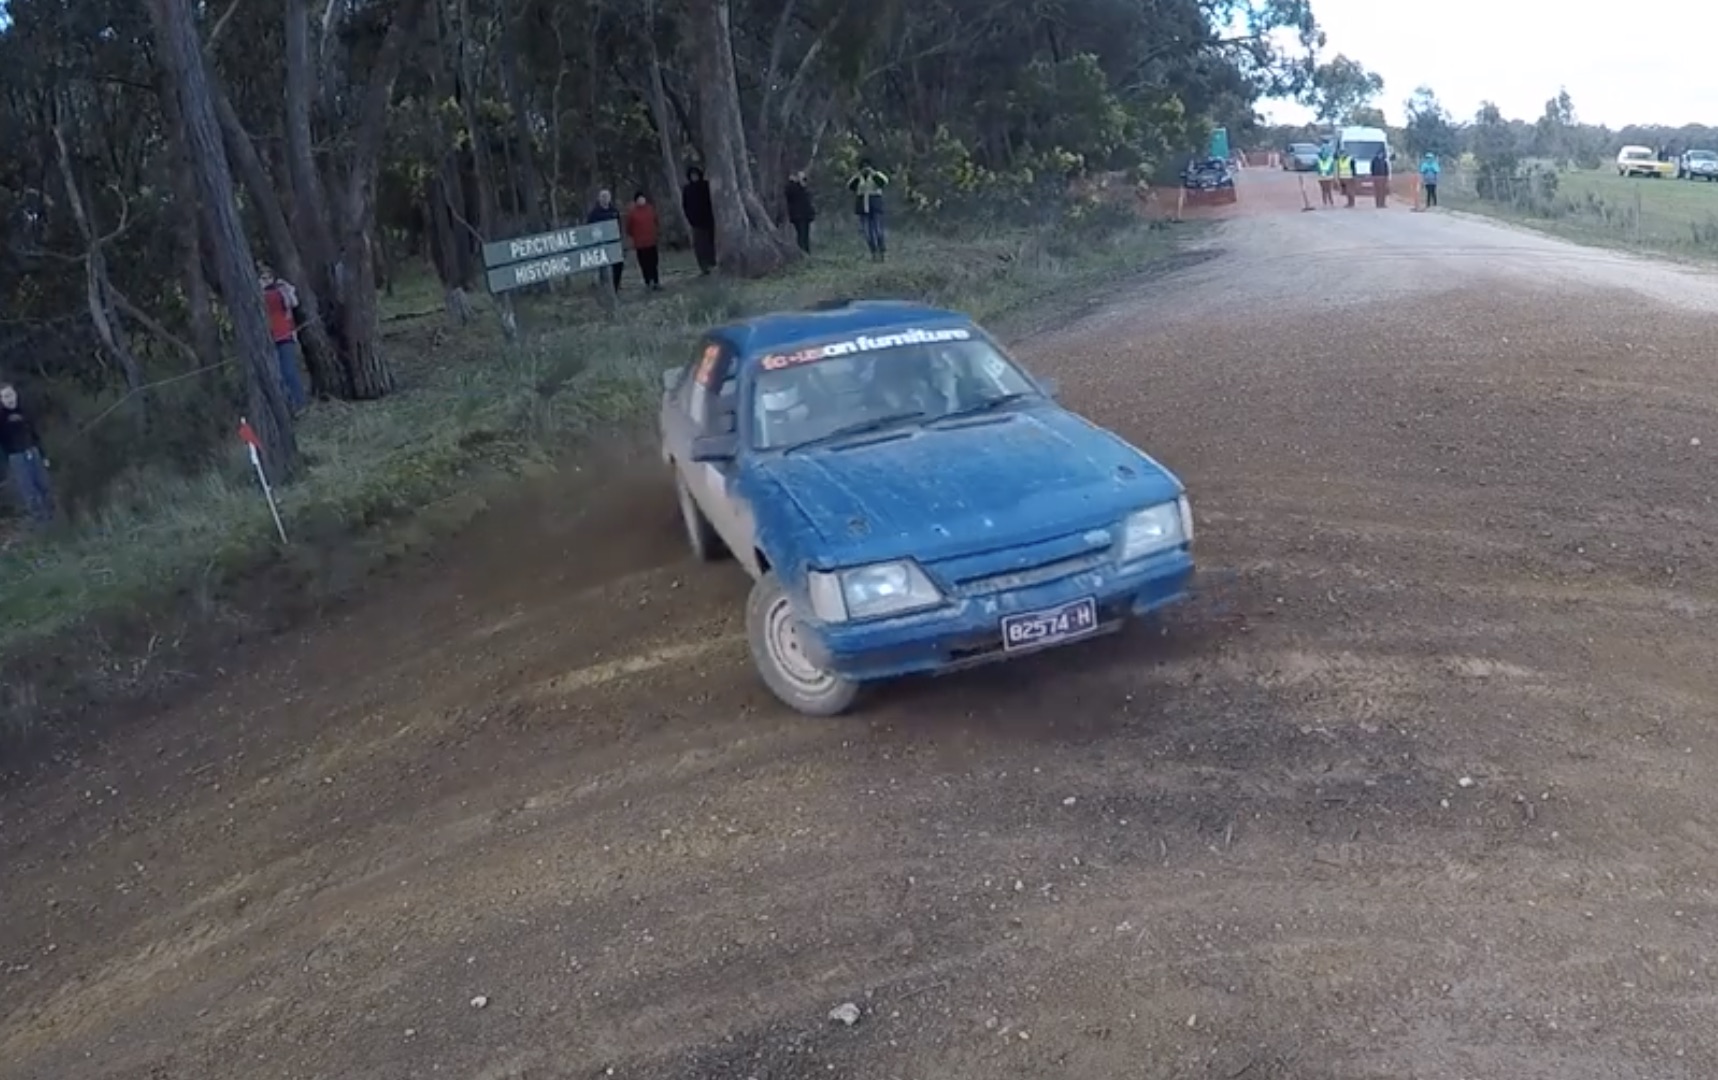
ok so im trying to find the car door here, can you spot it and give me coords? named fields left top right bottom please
left=660, top=344, right=704, bottom=466
left=684, top=342, right=762, bottom=576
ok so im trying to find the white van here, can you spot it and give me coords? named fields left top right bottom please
left=1336, top=126, right=1392, bottom=176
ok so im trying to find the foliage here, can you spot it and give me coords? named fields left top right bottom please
left=1401, top=86, right=1459, bottom=160
left=1299, top=54, right=1383, bottom=124
left=1469, top=102, right=1520, bottom=199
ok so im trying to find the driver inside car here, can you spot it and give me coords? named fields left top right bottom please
left=757, top=375, right=819, bottom=447
left=862, top=348, right=946, bottom=415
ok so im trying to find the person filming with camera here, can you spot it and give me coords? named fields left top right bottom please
left=846, top=158, right=890, bottom=261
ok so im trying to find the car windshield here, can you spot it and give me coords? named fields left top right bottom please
left=1290, top=143, right=1318, bottom=154
left=1623, top=149, right=1653, bottom=160
left=1345, top=141, right=1384, bottom=161
left=1689, top=151, right=1717, bottom=161
left=750, top=332, right=1039, bottom=450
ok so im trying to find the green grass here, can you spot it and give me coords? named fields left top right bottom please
left=0, top=217, right=1195, bottom=662
left=1443, top=165, right=1718, bottom=259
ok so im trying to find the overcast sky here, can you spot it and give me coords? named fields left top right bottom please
left=1261, top=0, right=1718, bottom=129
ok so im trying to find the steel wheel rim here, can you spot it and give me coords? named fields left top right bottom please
left=765, top=595, right=833, bottom=692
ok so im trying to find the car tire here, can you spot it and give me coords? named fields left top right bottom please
left=675, top=469, right=725, bottom=561
left=746, top=571, right=860, bottom=717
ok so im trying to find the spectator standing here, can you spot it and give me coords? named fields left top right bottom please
left=258, top=263, right=309, bottom=412
left=785, top=170, right=816, bottom=254
left=846, top=159, right=889, bottom=261
left=625, top=191, right=662, bottom=290
left=680, top=166, right=716, bottom=274
left=1419, top=152, right=1441, bottom=208
left=1370, top=147, right=1391, bottom=208
left=1315, top=145, right=1336, bottom=206
left=0, top=382, right=53, bottom=525
left=1336, top=150, right=1355, bottom=207
left=586, top=189, right=624, bottom=290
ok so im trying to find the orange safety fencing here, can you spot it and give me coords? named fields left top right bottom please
left=1070, top=170, right=1253, bottom=221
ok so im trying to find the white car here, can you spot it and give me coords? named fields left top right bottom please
left=1678, top=149, right=1718, bottom=181
left=1617, top=145, right=1674, bottom=178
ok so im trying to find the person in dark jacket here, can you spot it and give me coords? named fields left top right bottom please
left=785, top=170, right=816, bottom=254
left=0, top=382, right=53, bottom=524
left=586, top=189, right=624, bottom=289
left=680, top=166, right=716, bottom=274
left=1370, top=148, right=1391, bottom=208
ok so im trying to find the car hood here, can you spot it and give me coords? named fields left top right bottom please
left=750, top=406, right=1181, bottom=566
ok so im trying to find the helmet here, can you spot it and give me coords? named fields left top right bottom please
left=762, top=383, right=801, bottom=412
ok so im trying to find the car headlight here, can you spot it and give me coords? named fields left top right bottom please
left=1117, top=499, right=1190, bottom=562
left=807, top=560, right=943, bottom=622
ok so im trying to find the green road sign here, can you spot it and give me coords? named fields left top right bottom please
left=484, top=241, right=624, bottom=293
left=482, top=219, right=623, bottom=293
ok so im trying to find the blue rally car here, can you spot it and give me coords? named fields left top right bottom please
left=658, top=300, right=1195, bottom=716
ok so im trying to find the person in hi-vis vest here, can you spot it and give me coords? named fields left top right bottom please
left=1315, top=146, right=1336, bottom=206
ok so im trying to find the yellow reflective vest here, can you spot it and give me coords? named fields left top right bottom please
left=1316, top=155, right=1336, bottom=177
left=1335, top=153, right=1352, bottom=177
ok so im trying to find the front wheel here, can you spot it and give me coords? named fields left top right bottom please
left=746, top=572, right=860, bottom=716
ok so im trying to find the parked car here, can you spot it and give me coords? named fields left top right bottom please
left=1181, top=154, right=1236, bottom=190
left=1617, top=145, right=1675, bottom=178
left=658, top=300, right=1197, bottom=716
left=1678, top=149, right=1718, bottom=181
left=1282, top=143, right=1321, bottom=171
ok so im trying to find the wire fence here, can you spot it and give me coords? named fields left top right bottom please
left=1441, top=165, right=1718, bottom=257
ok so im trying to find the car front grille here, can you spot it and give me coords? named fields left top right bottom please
left=930, top=527, right=1115, bottom=597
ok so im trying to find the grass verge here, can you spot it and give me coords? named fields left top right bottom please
left=0, top=217, right=1202, bottom=739
left=1442, top=166, right=1718, bottom=262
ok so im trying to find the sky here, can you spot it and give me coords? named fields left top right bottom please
left=1260, top=0, right=1718, bottom=129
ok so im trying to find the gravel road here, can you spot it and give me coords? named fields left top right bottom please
left=2, top=170, right=1715, bottom=1080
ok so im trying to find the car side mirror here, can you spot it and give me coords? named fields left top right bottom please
left=662, top=368, right=684, bottom=392
left=1038, top=376, right=1060, bottom=399
left=691, top=433, right=738, bottom=461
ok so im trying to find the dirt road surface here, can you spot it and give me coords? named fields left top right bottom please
left=4, top=170, right=1716, bottom=1080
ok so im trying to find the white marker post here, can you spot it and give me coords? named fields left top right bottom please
left=238, top=418, right=288, bottom=544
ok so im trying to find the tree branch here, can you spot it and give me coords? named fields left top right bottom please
left=109, top=286, right=205, bottom=369
left=208, top=0, right=245, bottom=45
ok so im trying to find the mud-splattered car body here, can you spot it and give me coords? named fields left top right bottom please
left=659, top=300, right=1195, bottom=714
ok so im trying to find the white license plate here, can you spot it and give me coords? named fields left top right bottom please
left=1001, top=597, right=1099, bottom=652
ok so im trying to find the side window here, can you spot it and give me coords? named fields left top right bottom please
left=688, top=340, right=735, bottom=432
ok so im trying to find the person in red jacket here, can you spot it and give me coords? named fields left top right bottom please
left=258, top=262, right=308, bottom=412
left=625, top=191, right=662, bottom=290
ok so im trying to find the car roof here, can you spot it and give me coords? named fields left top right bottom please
left=709, top=300, right=975, bottom=358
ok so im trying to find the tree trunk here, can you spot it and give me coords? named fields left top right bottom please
left=156, top=66, right=221, bottom=372
left=451, top=0, right=517, bottom=340
left=498, top=6, right=545, bottom=230
left=212, top=87, right=351, bottom=399
left=453, top=0, right=502, bottom=234
left=51, top=119, right=146, bottom=400
left=689, top=0, right=799, bottom=277
left=146, top=0, right=297, bottom=481
left=333, top=0, right=433, bottom=399
left=284, top=0, right=338, bottom=299
left=643, top=0, right=691, bottom=242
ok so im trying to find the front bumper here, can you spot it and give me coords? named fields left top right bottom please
left=800, top=548, right=1195, bottom=682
